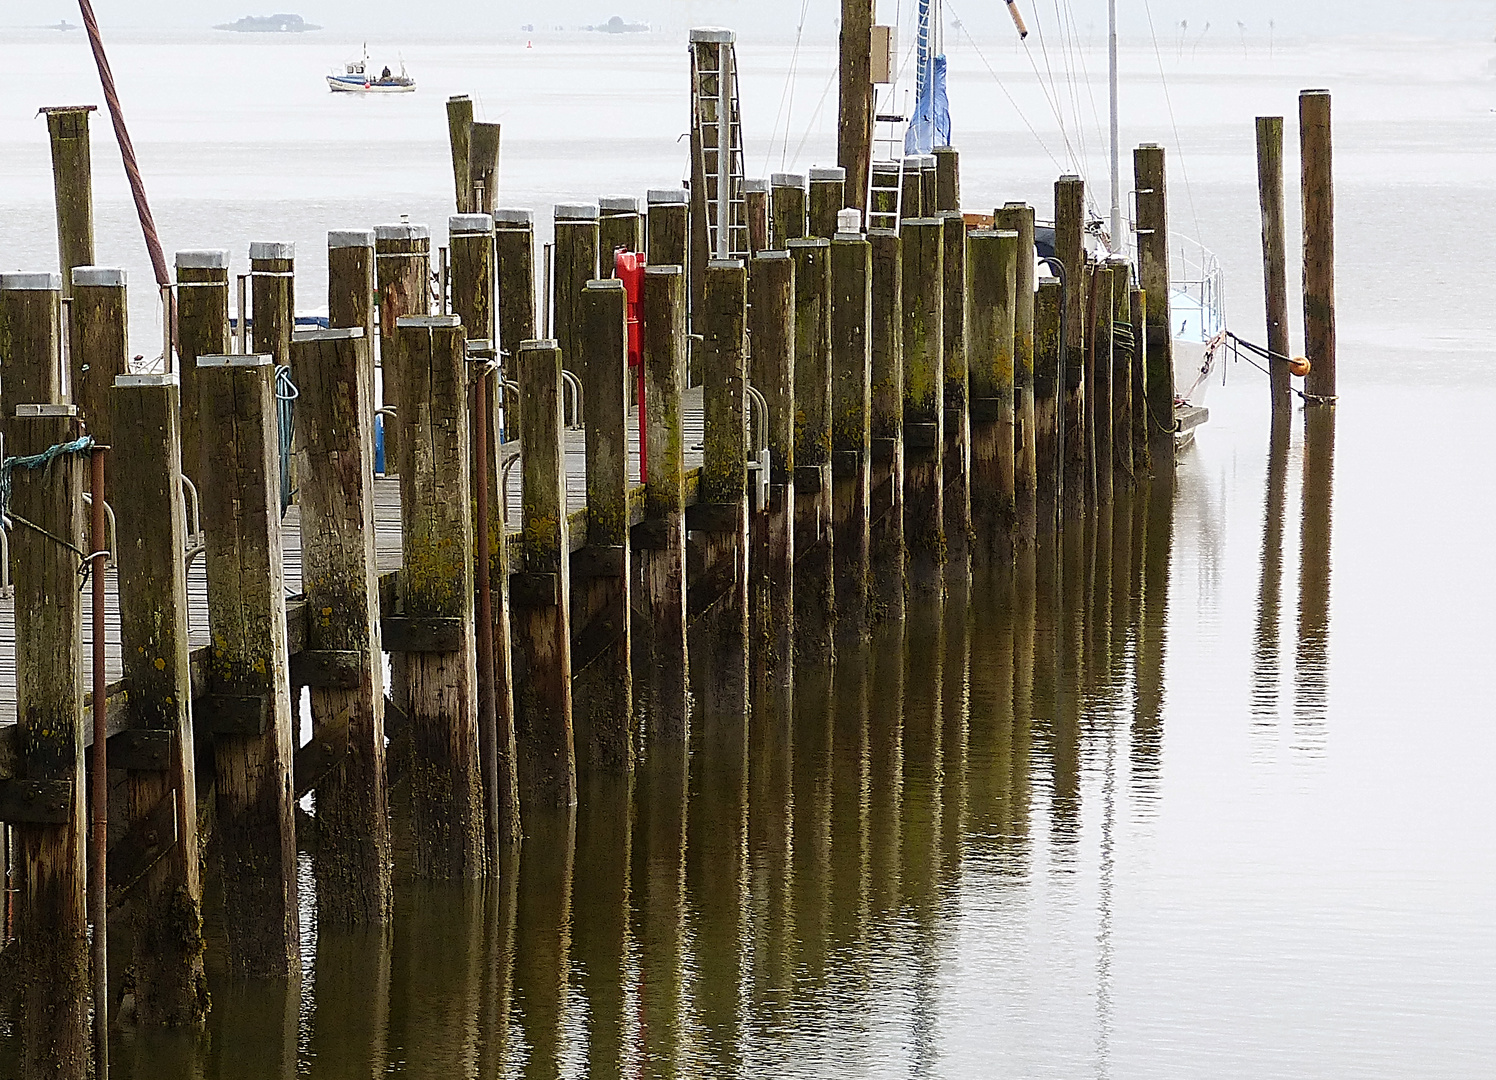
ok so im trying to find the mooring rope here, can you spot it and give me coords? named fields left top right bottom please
left=1224, top=330, right=1338, bottom=405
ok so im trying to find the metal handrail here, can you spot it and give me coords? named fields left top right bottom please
left=80, top=493, right=117, bottom=568
left=560, top=369, right=583, bottom=430
left=499, top=447, right=522, bottom=524
left=0, top=524, right=11, bottom=598
left=744, top=383, right=772, bottom=513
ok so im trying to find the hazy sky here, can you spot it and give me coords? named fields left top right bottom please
left=12, top=0, right=1496, bottom=40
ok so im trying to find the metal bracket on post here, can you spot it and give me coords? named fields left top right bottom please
left=744, top=383, right=771, bottom=512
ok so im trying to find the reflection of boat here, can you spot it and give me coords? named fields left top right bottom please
left=327, top=48, right=415, bottom=93
left=49, top=20, right=80, bottom=31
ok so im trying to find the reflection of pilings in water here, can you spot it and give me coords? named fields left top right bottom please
left=572, top=775, right=632, bottom=1080
left=1009, top=550, right=1037, bottom=865
left=208, top=975, right=298, bottom=1080
left=1088, top=504, right=1114, bottom=698
left=1294, top=408, right=1336, bottom=751
left=387, top=885, right=484, bottom=1077
left=1132, top=474, right=1175, bottom=802
left=1094, top=682, right=1119, bottom=1080
left=513, top=812, right=575, bottom=1080
left=790, top=663, right=835, bottom=989
left=632, top=747, right=687, bottom=1078
left=1109, top=489, right=1135, bottom=691
left=1031, top=535, right=1059, bottom=829
left=827, top=653, right=872, bottom=962
left=939, top=584, right=971, bottom=889
left=966, top=569, right=1021, bottom=866
left=867, top=624, right=906, bottom=917
left=1050, top=521, right=1087, bottom=849
left=478, top=843, right=521, bottom=1078
left=1253, top=413, right=1293, bottom=729
left=746, top=684, right=794, bottom=1018
left=303, top=925, right=393, bottom=1078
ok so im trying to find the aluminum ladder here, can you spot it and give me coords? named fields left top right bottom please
left=866, top=89, right=907, bottom=232
left=689, top=27, right=750, bottom=260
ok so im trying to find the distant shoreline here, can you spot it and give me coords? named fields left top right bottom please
left=213, top=14, right=323, bottom=33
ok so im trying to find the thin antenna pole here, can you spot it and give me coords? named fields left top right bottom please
left=1108, top=0, right=1122, bottom=254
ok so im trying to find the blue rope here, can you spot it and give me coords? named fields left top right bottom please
left=0, top=436, right=95, bottom=521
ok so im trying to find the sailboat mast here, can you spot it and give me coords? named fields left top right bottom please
left=1109, top=0, right=1122, bottom=252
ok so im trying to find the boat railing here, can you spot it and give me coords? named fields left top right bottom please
left=1171, top=232, right=1227, bottom=336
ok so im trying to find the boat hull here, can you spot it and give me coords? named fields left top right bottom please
left=327, top=75, right=415, bottom=94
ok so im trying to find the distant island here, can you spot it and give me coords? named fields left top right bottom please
left=589, top=16, right=648, bottom=33
left=214, top=13, right=322, bottom=33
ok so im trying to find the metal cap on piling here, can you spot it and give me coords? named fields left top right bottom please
left=0, top=272, right=62, bottom=291
left=646, top=188, right=689, bottom=205
left=494, top=208, right=534, bottom=226
left=449, top=214, right=496, bottom=234
left=249, top=241, right=295, bottom=261
left=771, top=172, right=807, bottom=190
left=809, top=166, right=846, bottom=182
left=328, top=229, right=375, bottom=249
left=554, top=203, right=600, bottom=221
left=175, top=249, right=229, bottom=269
left=375, top=223, right=431, bottom=241
left=599, top=195, right=640, bottom=213
left=688, top=26, right=736, bottom=42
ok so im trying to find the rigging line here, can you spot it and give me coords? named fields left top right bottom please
left=1024, top=6, right=1083, bottom=176
left=1052, top=0, right=1090, bottom=178
left=1061, top=0, right=1109, bottom=217
left=1140, top=0, right=1204, bottom=247
left=763, top=0, right=814, bottom=175
left=781, top=0, right=816, bottom=170
left=789, top=66, right=840, bottom=169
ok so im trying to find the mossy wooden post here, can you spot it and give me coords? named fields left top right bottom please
left=968, top=229, right=1018, bottom=570
left=390, top=316, right=488, bottom=877
left=837, top=0, right=873, bottom=209
left=68, top=267, right=127, bottom=455
left=1131, top=287, right=1150, bottom=471
left=770, top=173, right=807, bottom=249
left=646, top=188, right=689, bottom=268
left=0, top=275, right=64, bottom=455
left=746, top=252, right=796, bottom=682
left=1054, top=176, right=1089, bottom=514
left=1300, top=90, right=1336, bottom=403
left=576, top=282, right=633, bottom=772
left=328, top=230, right=378, bottom=478
left=900, top=217, right=944, bottom=597
left=250, top=242, right=295, bottom=365
left=919, top=155, right=939, bottom=218
left=554, top=204, right=600, bottom=377
left=808, top=167, right=846, bottom=239
left=494, top=210, right=536, bottom=364
left=1091, top=264, right=1115, bottom=504
left=450, top=214, right=496, bottom=343
left=512, top=338, right=578, bottom=809
left=1256, top=116, right=1292, bottom=418
left=745, top=179, right=770, bottom=254
left=195, top=352, right=299, bottom=977
left=470, top=121, right=501, bottom=214
left=173, top=250, right=229, bottom=488
left=1134, top=145, right=1174, bottom=470
left=375, top=223, right=431, bottom=477
left=1109, top=259, right=1135, bottom=486
left=636, top=266, right=691, bottom=741
left=940, top=210, right=970, bottom=579
left=110, top=373, right=208, bottom=1024
left=901, top=157, right=924, bottom=218
left=933, top=146, right=960, bottom=212
left=868, top=229, right=905, bottom=621
left=446, top=95, right=475, bottom=213
left=289, top=327, right=392, bottom=923
left=691, top=260, right=751, bottom=718
left=789, top=237, right=836, bottom=663
left=996, top=203, right=1037, bottom=545
left=830, top=220, right=872, bottom=641
left=599, top=196, right=644, bottom=264
left=1033, top=277, right=1062, bottom=534
left=43, top=106, right=95, bottom=299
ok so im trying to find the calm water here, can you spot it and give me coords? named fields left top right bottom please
left=3, top=20, right=1496, bottom=1078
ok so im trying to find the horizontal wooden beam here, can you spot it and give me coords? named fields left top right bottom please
left=0, top=778, right=72, bottom=823
left=198, top=694, right=270, bottom=737
left=290, top=649, right=364, bottom=689
left=381, top=616, right=463, bottom=653
left=107, top=728, right=173, bottom=772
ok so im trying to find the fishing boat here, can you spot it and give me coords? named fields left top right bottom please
left=327, top=48, right=416, bottom=93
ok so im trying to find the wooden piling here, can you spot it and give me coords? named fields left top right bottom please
left=174, top=250, right=230, bottom=488
left=512, top=338, right=578, bottom=810
left=1300, top=90, right=1336, bottom=402
left=289, top=326, right=392, bottom=923
left=390, top=316, right=488, bottom=876
left=328, top=231, right=376, bottom=341
left=494, top=210, right=537, bottom=362
left=746, top=252, right=796, bottom=680
left=196, top=352, right=300, bottom=977
left=1034, top=276, right=1063, bottom=533
left=470, top=121, right=501, bottom=213
left=1255, top=117, right=1292, bottom=416
left=933, top=146, right=960, bottom=212
left=996, top=203, right=1037, bottom=545
left=808, top=167, right=846, bottom=239
left=837, top=0, right=874, bottom=210
left=1109, top=260, right=1135, bottom=485
left=250, top=241, right=295, bottom=366
left=940, top=211, right=971, bottom=578
left=0, top=275, right=63, bottom=454
left=745, top=179, right=770, bottom=254
left=446, top=95, right=475, bottom=212
left=790, top=237, right=836, bottom=657
left=919, top=156, right=938, bottom=219
left=67, top=267, right=127, bottom=455
left=1134, top=145, right=1174, bottom=467
left=830, top=224, right=873, bottom=641
left=692, top=259, right=752, bottom=717
left=900, top=217, right=945, bottom=596
left=576, top=281, right=634, bottom=771
left=599, top=196, right=644, bottom=262
left=1054, top=176, right=1089, bottom=513
left=554, top=204, right=600, bottom=376
left=43, top=106, right=95, bottom=299
left=901, top=157, right=924, bottom=218
left=1131, top=287, right=1150, bottom=472
left=450, top=215, right=496, bottom=341
left=375, top=222, right=432, bottom=476
left=1091, top=264, right=1115, bottom=504
left=637, top=266, right=691, bottom=740
left=770, top=173, right=807, bottom=249
left=868, top=229, right=905, bottom=620
left=646, top=189, right=690, bottom=269
left=967, top=229, right=1018, bottom=570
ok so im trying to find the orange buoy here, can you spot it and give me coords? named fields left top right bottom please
left=1289, top=356, right=1312, bottom=378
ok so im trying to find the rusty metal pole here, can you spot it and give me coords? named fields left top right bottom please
left=89, top=443, right=108, bottom=1080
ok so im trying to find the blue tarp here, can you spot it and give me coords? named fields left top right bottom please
left=904, top=53, right=951, bottom=155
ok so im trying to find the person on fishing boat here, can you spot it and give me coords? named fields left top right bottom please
left=381, top=65, right=391, bottom=81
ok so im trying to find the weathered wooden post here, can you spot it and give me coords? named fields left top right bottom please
left=375, top=222, right=431, bottom=476
left=933, top=146, right=960, bottom=212
left=328, top=231, right=376, bottom=341
left=446, top=95, right=475, bottom=212
left=967, top=228, right=1018, bottom=570
left=771, top=173, right=807, bottom=249
left=901, top=157, right=924, bottom=218
left=599, top=196, right=644, bottom=262
left=1134, top=145, right=1174, bottom=469
left=745, top=179, right=770, bottom=253
left=1091, top=264, right=1115, bottom=504
left=636, top=265, right=691, bottom=740
left=868, top=229, right=905, bottom=620
left=691, top=259, right=752, bottom=717
left=830, top=215, right=872, bottom=641
left=1131, top=286, right=1150, bottom=471
left=111, top=372, right=207, bottom=1024
left=174, top=250, right=230, bottom=488
left=554, top=203, right=600, bottom=376
left=196, top=351, right=300, bottom=976
left=3, top=273, right=88, bottom=1074
left=1034, top=276, right=1063, bottom=533
left=940, top=210, right=971, bottom=579
left=575, top=282, right=634, bottom=771
left=747, top=251, right=796, bottom=681
left=250, top=241, right=295, bottom=365
left=1300, top=90, right=1336, bottom=403
left=1054, top=176, right=1089, bottom=514
left=43, top=106, right=95, bottom=298
left=450, top=214, right=496, bottom=341
left=996, top=202, right=1037, bottom=546
left=646, top=188, right=690, bottom=269
left=389, top=316, right=488, bottom=877
left=790, top=236, right=836, bottom=657
left=68, top=267, right=127, bottom=455
left=808, top=167, right=846, bottom=238
left=290, top=324, right=392, bottom=925
left=470, top=122, right=502, bottom=215
left=512, top=338, right=578, bottom=809
left=901, top=217, right=944, bottom=596
left=837, top=0, right=874, bottom=210
left=1109, top=259, right=1135, bottom=485
left=919, top=155, right=939, bottom=217
left=1256, top=116, right=1292, bottom=417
